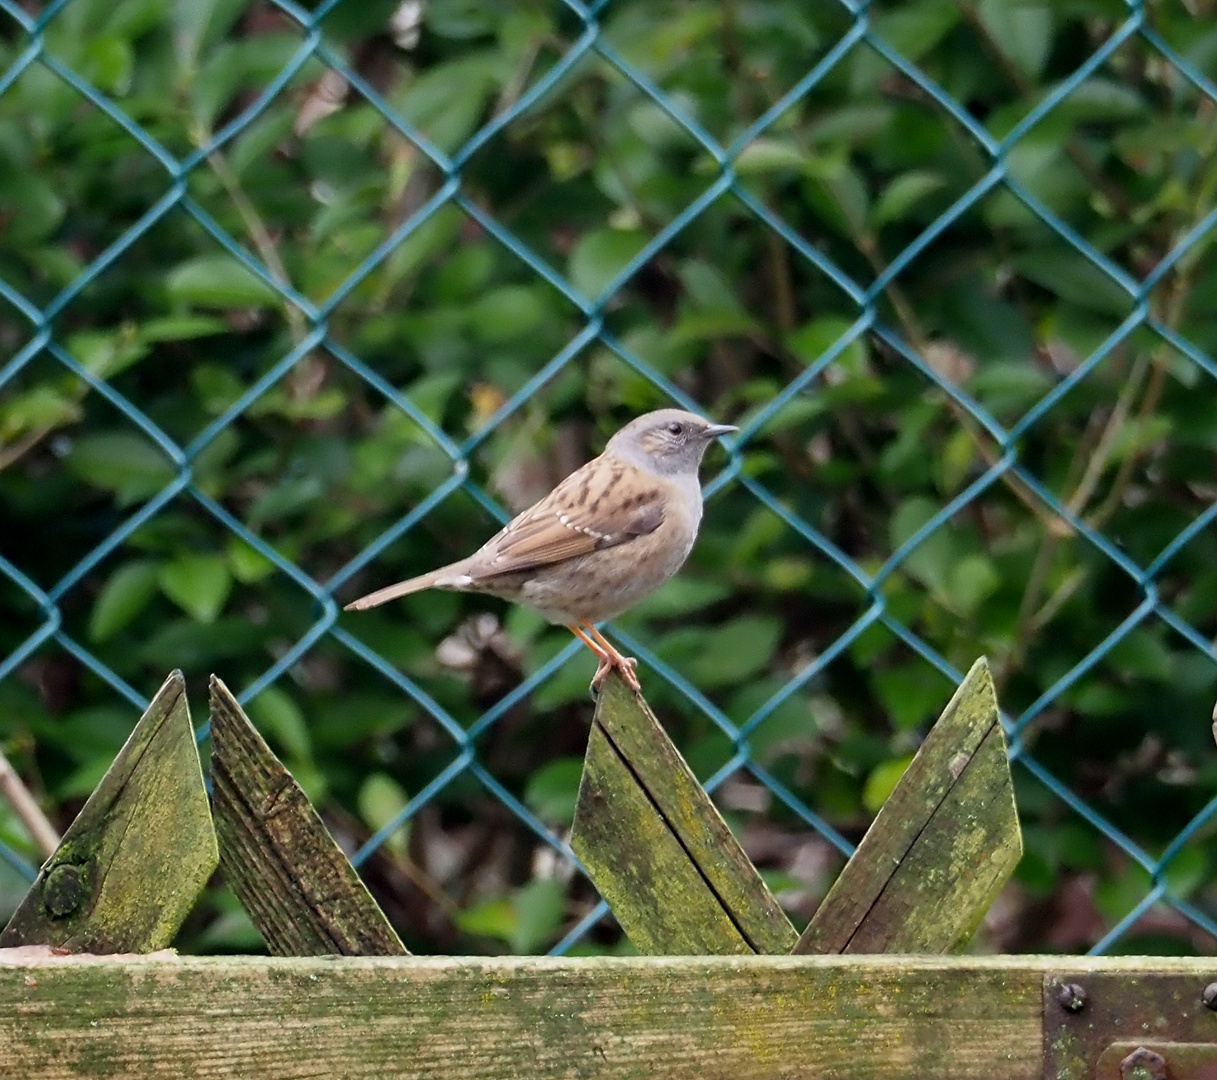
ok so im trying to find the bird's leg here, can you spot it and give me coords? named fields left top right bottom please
left=568, top=624, right=615, bottom=692
left=583, top=623, right=641, bottom=693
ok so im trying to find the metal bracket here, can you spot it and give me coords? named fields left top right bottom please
left=1045, top=973, right=1217, bottom=1080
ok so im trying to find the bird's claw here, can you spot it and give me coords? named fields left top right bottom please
left=588, top=654, right=640, bottom=696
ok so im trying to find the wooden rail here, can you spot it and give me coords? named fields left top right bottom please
left=3, top=954, right=1215, bottom=1079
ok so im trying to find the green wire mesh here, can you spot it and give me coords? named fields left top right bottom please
left=2, top=0, right=1216, bottom=955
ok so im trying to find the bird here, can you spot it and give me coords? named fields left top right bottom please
left=345, top=408, right=737, bottom=693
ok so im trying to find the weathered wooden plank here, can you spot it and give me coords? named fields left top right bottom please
left=209, top=676, right=407, bottom=957
left=572, top=722, right=751, bottom=954
left=795, top=656, right=1020, bottom=954
left=2, top=953, right=1208, bottom=1080
left=571, top=673, right=797, bottom=955
left=0, top=671, right=216, bottom=953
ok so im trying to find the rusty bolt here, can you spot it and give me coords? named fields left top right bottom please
left=42, top=863, right=84, bottom=918
left=1203, top=982, right=1217, bottom=1010
left=1120, top=1046, right=1167, bottom=1080
left=1055, top=982, right=1087, bottom=1013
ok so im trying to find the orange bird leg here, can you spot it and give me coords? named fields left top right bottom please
left=568, top=624, right=617, bottom=693
left=569, top=623, right=609, bottom=660
left=581, top=623, right=640, bottom=693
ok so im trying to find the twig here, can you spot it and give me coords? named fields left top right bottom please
left=960, top=3, right=1134, bottom=220
left=198, top=137, right=308, bottom=349
left=855, top=232, right=1070, bottom=535
left=0, top=425, right=55, bottom=474
left=1065, top=351, right=1148, bottom=517
left=0, top=746, right=59, bottom=860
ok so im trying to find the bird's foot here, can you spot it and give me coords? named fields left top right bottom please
left=589, top=653, right=640, bottom=695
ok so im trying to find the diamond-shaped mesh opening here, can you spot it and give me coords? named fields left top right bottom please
left=1020, top=614, right=1217, bottom=811
left=182, top=52, right=463, bottom=310
left=456, top=66, right=723, bottom=291
left=0, top=639, right=146, bottom=805
left=322, top=205, right=591, bottom=387
left=1008, top=758, right=1217, bottom=955
left=591, top=1, right=856, bottom=148
left=0, top=78, right=174, bottom=308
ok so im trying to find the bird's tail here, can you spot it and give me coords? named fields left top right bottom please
left=344, top=560, right=475, bottom=611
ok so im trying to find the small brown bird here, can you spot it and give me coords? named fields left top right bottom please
left=345, top=409, right=737, bottom=692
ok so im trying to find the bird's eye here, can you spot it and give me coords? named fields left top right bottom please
left=666, top=422, right=684, bottom=436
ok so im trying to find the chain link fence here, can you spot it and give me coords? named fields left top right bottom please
left=2, top=0, right=1217, bottom=954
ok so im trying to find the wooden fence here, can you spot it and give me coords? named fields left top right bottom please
left=2, top=659, right=1213, bottom=1079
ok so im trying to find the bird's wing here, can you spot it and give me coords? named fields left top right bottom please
left=470, top=455, right=665, bottom=579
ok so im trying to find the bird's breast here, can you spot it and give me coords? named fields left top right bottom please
left=513, top=481, right=703, bottom=625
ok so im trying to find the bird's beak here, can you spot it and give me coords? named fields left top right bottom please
left=703, top=423, right=738, bottom=439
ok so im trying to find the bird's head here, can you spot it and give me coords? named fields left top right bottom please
left=605, top=408, right=737, bottom=477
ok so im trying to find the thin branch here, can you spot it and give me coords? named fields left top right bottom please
left=0, top=746, right=59, bottom=861
left=199, top=136, right=309, bottom=349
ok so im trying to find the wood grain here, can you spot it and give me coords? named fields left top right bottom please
left=209, top=675, right=407, bottom=957
left=0, top=670, right=216, bottom=953
left=571, top=673, right=796, bottom=955
left=3, top=953, right=1208, bottom=1080
left=795, top=657, right=1020, bottom=954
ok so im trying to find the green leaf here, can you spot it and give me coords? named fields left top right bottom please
left=509, top=878, right=566, bottom=954
left=246, top=685, right=312, bottom=762
left=137, top=315, right=229, bottom=342
left=569, top=229, right=649, bottom=301
left=173, top=0, right=248, bottom=70
left=467, top=285, right=547, bottom=344
left=871, top=0, right=960, bottom=60
left=89, top=559, right=161, bottom=642
left=801, top=163, right=869, bottom=238
left=158, top=553, right=232, bottom=624
left=872, top=663, right=950, bottom=731
left=889, top=497, right=954, bottom=595
left=948, top=554, right=1000, bottom=617
left=968, top=361, right=1054, bottom=415
left=455, top=896, right=515, bottom=943
left=425, top=0, right=500, bottom=40
left=80, top=34, right=134, bottom=95
left=872, top=171, right=947, bottom=227
left=936, top=428, right=978, bottom=495
left=680, top=616, right=783, bottom=689
left=1094, top=861, right=1151, bottom=922
left=0, top=386, right=81, bottom=441
left=396, top=55, right=496, bottom=152
left=788, top=315, right=868, bottom=371
left=66, top=328, right=148, bottom=380
left=0, top=171, right=64, bottom=244
left=64, top=432, right=175, bottom=503
left=167, top=253, right=281, bottom=310
left=678, top=259, right=745, bottom=313
left=1012, top=249, right=1133, bottom=316
left=668, top=310, right=761, bottom=344
left=1054, top=77, right=1147, bottom=124
left=734, top=137, right=809, bottom=175
left=975, top=0, right=1052, bottom=81
left=627, top=577, right=731, bottom=620
left=523, top=757, right=584, bottom=826
left=1105, top=628, right=1173, bottom=682
left=191, top=363, right=246, bottom=416
left=1162, top=846, right=1208, bottom=901
left=226, top=537, right=277, bottom=583
left=135, top=617, right=264, bottom=670
left=357, top=773, right=410, bottom=856
left=862, top=754, right=915, bottom=813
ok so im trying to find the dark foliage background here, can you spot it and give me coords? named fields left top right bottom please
left=2, top=0, right=1217, bottom=955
